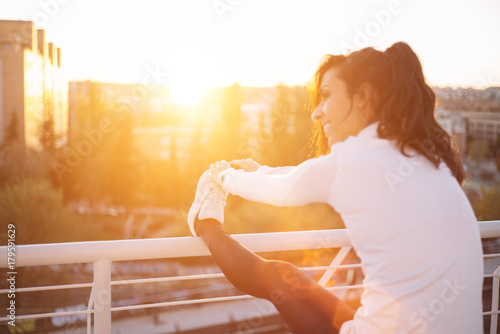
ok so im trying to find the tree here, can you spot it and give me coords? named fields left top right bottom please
left=0, top=110, right=55, bottom=187
left=290, top=85, right=314, bottom=161
left=0, top=178, right=80, bottom=244
left=59, top=81, right=125, bottom=206
left=259, top=84, right=312, bottom=166
left=0, top=144, right=52, bottom=187
left=468, top=139, right=490, bottom=163
left=102, top=112, right=143, bottom=206
left=2, top=110, right=20, bottom=148
left=472, top=185, right=500, bottom=221
left=39, top=115, right=61, bottom=159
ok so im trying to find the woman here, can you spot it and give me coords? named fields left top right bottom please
left=188, top=42, right=483, bottom=333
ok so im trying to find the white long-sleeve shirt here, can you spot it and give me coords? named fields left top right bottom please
left=222, top=122, right=484, bottom=334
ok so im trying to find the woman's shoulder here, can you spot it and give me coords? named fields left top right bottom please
left=332, top=132, right=395, bottom=157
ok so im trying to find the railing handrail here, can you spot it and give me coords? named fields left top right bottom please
left=2, top=220, right=500, bottom=268
left=0, top=228, right=352, bottom=268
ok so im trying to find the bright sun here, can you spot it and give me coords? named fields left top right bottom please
left=170, top=81, right=207, bottom=106
left=168, top=58, right=214, bottom=106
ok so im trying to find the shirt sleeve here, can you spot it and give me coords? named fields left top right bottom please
left=256, top=165, right=295, bottom=175
left=222, top=151, right=339, bottom=207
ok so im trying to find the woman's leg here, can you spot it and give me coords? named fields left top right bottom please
left=195, top=218, right=355, bottom=334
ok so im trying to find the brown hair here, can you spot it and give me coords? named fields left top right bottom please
left=307, top=42, right=465, bottom=184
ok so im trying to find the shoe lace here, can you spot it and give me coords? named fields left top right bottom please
left=205, top=184, right=227, bottom=205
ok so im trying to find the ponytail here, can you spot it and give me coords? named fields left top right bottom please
left=379, top=42, right=465, bottom=184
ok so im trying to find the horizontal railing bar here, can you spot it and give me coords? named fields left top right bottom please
left=485, top=254, right=500, bottom=258
left=0, top=295, right=259, bottom=322
left=480, top=221, right=500, bottom=239
left=1, top=221, right=498, bottom=268
left=111, top=284, right=365, bottom=312
left=327, top=285, right=363, bottom=291
left=4, top=267, right=493, bottom=297
left=303, top=263, right=361, bottom=271
left=0, top=309, right=89, bottom=322
left=0, top=284, right=366, bottom=322
left=0, top=229, right=351, bottom=268
left=1, top=261, right=493, bottom=295
left=111, top=294, right=253, bottom=312
left=111, top=264, right=363, bottom=286
left=0, top=263, right=365, bottom=294
left=0, top=282, right=93, bottom=294
left=112, top=273, right=225, bottom=286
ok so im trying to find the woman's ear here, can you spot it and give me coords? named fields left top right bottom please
left=355, top=83, right=373, bottom=111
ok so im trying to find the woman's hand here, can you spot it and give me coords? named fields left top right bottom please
left=230, top=158, right=261, bottom=172
left=210, top=160, right=233, bottom=187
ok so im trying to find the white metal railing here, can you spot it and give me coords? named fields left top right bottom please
left=1, top=220, right=500, bottom=334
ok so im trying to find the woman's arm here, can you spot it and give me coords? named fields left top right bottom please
left=257, top=165, right=296, bottom=175
left=222, top=151, right=339, bottom=207
left=230, top=158, right=295, bottom=175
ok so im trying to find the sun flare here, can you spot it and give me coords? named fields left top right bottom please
left=170, top=81, right=207, bottom=106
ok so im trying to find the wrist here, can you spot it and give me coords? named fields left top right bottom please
left=217, top=167, right=235, bottom=187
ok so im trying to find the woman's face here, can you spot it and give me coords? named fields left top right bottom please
left=311, top=67, right=371, bottom=146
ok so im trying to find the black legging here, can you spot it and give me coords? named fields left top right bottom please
left=196, top=218, right=354, bottom=334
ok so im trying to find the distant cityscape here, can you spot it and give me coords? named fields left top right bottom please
left=1, top=20, right=499, bottom=162
left=1, top=19, right=500, bottom=207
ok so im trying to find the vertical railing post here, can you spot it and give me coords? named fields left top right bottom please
left=490, top=266, right=500, bottom=334
left=93, top=259, right=112, bottom=334
left=87, top=286, right=94, bottom=334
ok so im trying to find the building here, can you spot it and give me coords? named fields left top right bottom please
left=435, top=107, right=467, bottom=154
left=436, top=107, right=500, bottom=154
left=0, top=20, right=67, bottom=148
left=462, top=111, right=500, bottom=144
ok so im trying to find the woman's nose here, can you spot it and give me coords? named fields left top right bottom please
left=311, top=105, right=323, bottom=122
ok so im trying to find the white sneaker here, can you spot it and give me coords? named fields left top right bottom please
left=187, top=169, right=228, bottom=236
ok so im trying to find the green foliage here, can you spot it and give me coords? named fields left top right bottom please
left=0, top=178, right=81, bottom=244
left=473, top=185, right=500, bottom=221
left=259, top=84, right=313, bottom=167
left=38, top=115, right=59, bottom=156
left=59, top=84, right=144, bottom=207
left=468, top=139, right=490, bottom=163
left=2, top=110, right=20, bottom=148
left=0, top=142, right=52, bottom=185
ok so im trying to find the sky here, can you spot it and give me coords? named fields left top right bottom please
left=1, top=0, right=499, bottom=90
